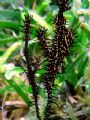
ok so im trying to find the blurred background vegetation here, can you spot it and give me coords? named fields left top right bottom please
left=0, top=0, right=90, bottom=120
